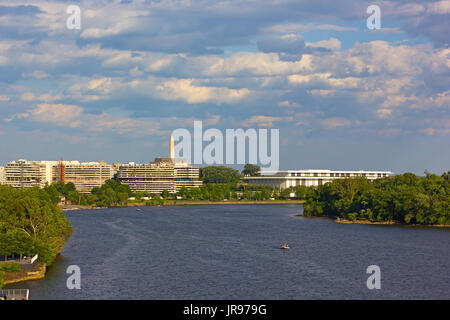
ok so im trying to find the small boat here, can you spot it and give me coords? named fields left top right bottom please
left=281, top=243, right=290, bottom=250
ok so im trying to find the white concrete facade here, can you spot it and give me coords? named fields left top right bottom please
left=52, top=161, right=115, bottom=193
left=4, top=159, right=57, bottom=188
left=0, top=166, right=5, bottom=185
left=245, top=169, right=392, bottom=190
left=3, top=159, right=112, bottom=191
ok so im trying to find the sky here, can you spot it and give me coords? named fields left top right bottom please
left=0, top=0, right=449, bottom=175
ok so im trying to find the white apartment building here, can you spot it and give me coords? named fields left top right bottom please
left=245, top=169, right=392, bottom=190
left=3, top=159, right=114, bottom=193
left=52, top=161, right=115, bottom=193
left=0, top=166, right=5, bottom=185
left=117, top=158, right=202, bottom=194
left=117, top=137, right=202, bottom=194
left=4, top=159, right=58, bottom=188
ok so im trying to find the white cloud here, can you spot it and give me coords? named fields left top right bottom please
left=278, top=100, right=300, bottom=108
left=427, top=1, right=450, bottom=14
left=376, top=108, right=393, bottom=119
left=265, top=23, right=358, bottom=33
left=320, top=117, right=351, bottom=129
left=156, top=79, right=251, bottom=104
left=31, top=103, right=84, bottom=127
left=307, top=38, right=341, bottom=51
left=241, top=115, right=293, bottom=127
left=22, top=70, right=49, bottom=79
left=7, top=102, right=162, bottom=136
left=20, top=92, right=35, bottom=101
left=308, top=89, right=336, bottom=96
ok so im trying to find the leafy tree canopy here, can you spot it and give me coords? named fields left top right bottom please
left=242, top=164, right=261, bottom=176
left=200, top=166, right=241, bottom=184
left=303, top=172, right=449, bottom=225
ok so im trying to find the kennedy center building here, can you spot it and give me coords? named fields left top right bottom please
left=245, top=169, right=392, bottom=190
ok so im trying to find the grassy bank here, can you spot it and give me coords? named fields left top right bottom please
left=334, top=217, right=449, bottom=228
left=300, top=215, right=449, bottom=228
left=3, top=263, right=46, bottom=285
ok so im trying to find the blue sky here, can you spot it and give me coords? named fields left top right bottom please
left=0, top=0, right=449, bottom=174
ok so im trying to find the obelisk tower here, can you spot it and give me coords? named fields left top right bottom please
left=169, top=136, right=175, bottom=159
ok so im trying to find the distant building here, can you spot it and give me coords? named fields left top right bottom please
left=53, top=161, right=115, bottom=193
left=2, top=136, right=201, bottom=194
left=3, top=159, right=114, bottom=193
left=3, top=159, right=56, bottom=188
left=118, top=158, right=202, bottom=194
left=245, top=169, right=392, bottom=190
left=117, top=137, right=202, bottom=194
left=0, top=166, right=5, bottom=185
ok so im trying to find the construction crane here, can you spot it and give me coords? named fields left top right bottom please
left=59, top=157, right=65, bottom=183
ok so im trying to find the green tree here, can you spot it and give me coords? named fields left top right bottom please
left=162, top=190, right=170, bottom=199
left=302, top=172, right=449, bottom=226
left=242, top=164, right=261, bottom=176
left=0, top=185, right=73, bottom=265
left=200, top=166, right=240, bottom=184
left=91, top=179, right=132, bottom=206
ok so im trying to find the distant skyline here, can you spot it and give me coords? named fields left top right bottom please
left=0, top=1, right=449, bottom=175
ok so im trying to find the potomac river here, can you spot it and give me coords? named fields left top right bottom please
left=6, top=204, right=450, bottom=299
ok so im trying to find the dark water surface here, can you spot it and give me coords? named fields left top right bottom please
left=6, top=205, right=450, bottom=299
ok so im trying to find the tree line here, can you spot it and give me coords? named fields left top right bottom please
left=303, top=172, right=449, bottom=225
left=46, top=179, right=133, bottom=207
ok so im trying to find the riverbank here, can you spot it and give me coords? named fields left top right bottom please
left=298, top=215, right=449, bottom=228
left=129, top=199, right=305, bottom=206
left=335, top=217, right=398, bottom=225
left=62, top=200, right=305, bottom=211
left=3, top=263, right=46, bottom=285
left=334, top=217, right=449, bottom=228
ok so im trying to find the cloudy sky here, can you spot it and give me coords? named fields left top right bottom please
left=0, top=0, right=449, bottom=174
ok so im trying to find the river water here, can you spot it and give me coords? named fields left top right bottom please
left=6, top=204, right=450, bottom=299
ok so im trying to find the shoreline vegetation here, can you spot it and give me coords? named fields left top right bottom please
left=297, top=214, right=450, bottom=228
left=334, top=217, right=449, bottom=228
left=0, top=185, right=73, bottom=289
left=303, top=172, right=449, bottom=227
left=3, top=263, right=46, bottom=285
left=62, top=199, right=305, bottom=210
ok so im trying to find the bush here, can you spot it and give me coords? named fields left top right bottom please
left=0, top=262, right=21, bottom=273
